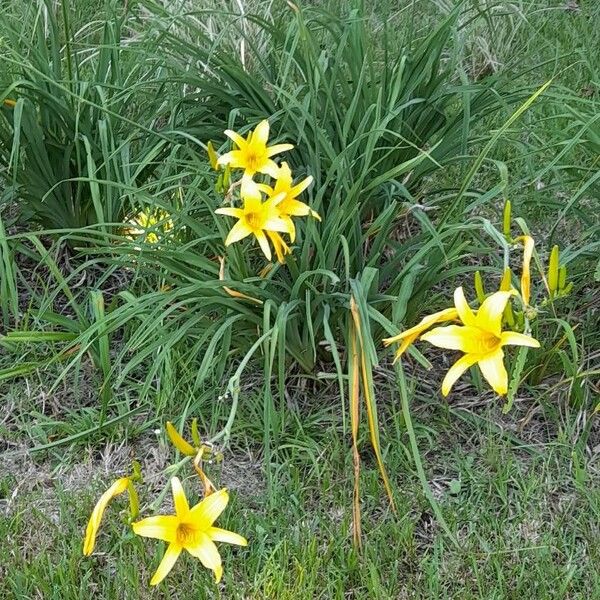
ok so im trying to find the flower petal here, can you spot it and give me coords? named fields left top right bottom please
left=391, top=333, right=419, bottom=362
left=83, top=478, right=129, bottom=555
left=382, top=308, right=459, bottom=346
left=208, top=527, right=248, bottom=546
left=225, top=220, right=253, bottom=246
left=421, top=325, right=487, bottom=354
left=254, top=229, right=272, bottom=261
left=441, top=353, right=481, bottom=396
left=290, top=175, right=313, bottom=197
left=215, top=207, right=244, bottom=219
left=454, top=287, right=477, bottom=327
left=274, top=161, right=293, bottom=186
left=171, top=477, right=189, bottom=519
left=186, top=532, right=223, bottom=581
left=500, top=331, right=540, bottom=348
left=476, top=291, right=514, bottom=337
left=279, top=199, right=312, bottom=217
left=251, top=120, right=270, bottom=146
left=264, top=216, right=293, bottom=234
left=224, top=129, right=246, bottom=148
left=266, top=143, right=294, bottom=157
left=478, top=348, right=508, bottom=395
left=150, top=543, right=182, bottom=586
left=283, top=216, right=296, bottom=243
left=267, top=231, right=290, bottom=263
left=189, top=488, right=229, bottom=528
left=217, top=149, right=245, bottom=167
left=259, top=159, right=282, bottom=179
left=132, top=515, right=178, bottom=542
left=166, top=421, right=196, bottom=456
left=240, top=176, right=263, bottom=201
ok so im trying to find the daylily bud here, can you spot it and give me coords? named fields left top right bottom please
left=520, top=236, right=535, bottom=306
left=207, top=141, right=219, bottom=170
left=500, top=267, right=512, bottom=291
left=559, top=264, right=567, bottom=290
left=127, top=480, right=140, bottom=520
left=166, top=421, right=196, bottom=456
left=191, top=417, right=202, bottom=447
left=548, top=245, right=559, bottom=294
left=222, top=164, right=231, bottom=189
left=503, top=199, right=511, bottom=238
left=474, top=271, right=486, bottom=304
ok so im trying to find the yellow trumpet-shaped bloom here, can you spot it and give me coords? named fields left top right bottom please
left=215, top=181, right=290, bottom=261
left=133, top=477, right=247, bottom=586
left=260, top=162, right=320, bottom=243
left=421, top=287, right=540, bottom=396
left=216, top=119, right=293, bottom=180
left=83, top=477, right=131, bottom=555
left=383, top=307, right=459, bottom=362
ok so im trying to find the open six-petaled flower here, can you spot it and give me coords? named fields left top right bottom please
left=132, top=477, right=247, bottom=586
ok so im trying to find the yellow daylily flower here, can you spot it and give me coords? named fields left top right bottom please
left=133, top=477, right=247, bottom=586
left=260, top=162, right=319, bottom=243
left=216, top=119, right=293, bottom=180
left=83, top=477, right=132, bottom=555
left=421, top=287, right=540, bottom=396
left=215, top=180, right=290, bottom=261
left=382, top=307, right=459, bottom=363
left=3, top=98, right=16, bottom=108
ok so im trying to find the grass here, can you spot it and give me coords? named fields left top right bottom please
left=2, top=374, right=599, bottom=598
left=1, top=0, right=599, bottom=598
